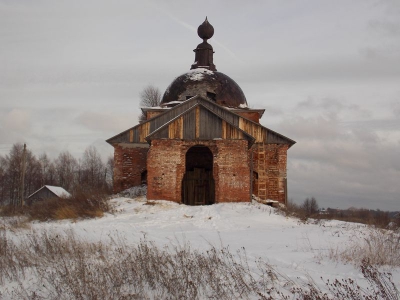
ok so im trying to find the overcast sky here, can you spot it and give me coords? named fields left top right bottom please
left=1, top=0, right=399, bottom=210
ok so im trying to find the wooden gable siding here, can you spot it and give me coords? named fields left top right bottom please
left=183, top=109, right=196, bottom=139
left=148, top=105, right=252, bottom=142
left=107, top=96, right=295, bottom=147
left=109, top=130, right=130, bottom=144
left=265, top=130, right=293, bottom=144
left=199, top=106, right=222, bottom=139
left=168, top=116, right=184, bottom=139
left=222, top=120, right=246, bottom=139
left=150, top=101, right=196, bottom=132
left=239, top=118, right=266, bottom=143
left=138, top=122, right=150, bottom=142
left=107, top=100, right=199, bottom=144
left=199, top=99, right=239, bottom=126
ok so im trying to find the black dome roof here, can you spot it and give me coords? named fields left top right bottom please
left=161, top=68, right=248, bottom=108
left=161, top=18, right=248, bottom=109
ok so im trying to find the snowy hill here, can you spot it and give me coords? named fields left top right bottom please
left=2, top=196, right=399, bottom=298
left=33, top=197, right=400, bottom=281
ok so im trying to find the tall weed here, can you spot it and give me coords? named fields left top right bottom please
left=0, top=230, right=398, bottom=299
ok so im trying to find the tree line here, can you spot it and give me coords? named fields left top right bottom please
left=0, top=143, right=113, bottom=206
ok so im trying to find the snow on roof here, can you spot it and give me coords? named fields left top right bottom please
left=27, top=185, right=71, bottom=199
left=45, top=185, right=71, bottom=198
left=161, top=101, right=183, bottom=107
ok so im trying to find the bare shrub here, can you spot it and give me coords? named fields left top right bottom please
left=0, top=189, right=111, bottom=221
left=324, top=208, right=392, bottom=229
left=282, top=260, right=399, bottom=300
left=1, top=230, right=398, bottom=299
left=327, top=228, right=400, bottom=268
left=284, top=258, right=399, bottom=300
left=302, top=197, right=319, bottom=218
left=1, top=231, right=268, bottom=299
left=278, top=198, right=319, bottom=221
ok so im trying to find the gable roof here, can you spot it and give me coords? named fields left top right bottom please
left=106, top=95, right=295, bottom=147
left=27, top=185, right=71, bottom=199
left=145, top=102, right=256, bottom=147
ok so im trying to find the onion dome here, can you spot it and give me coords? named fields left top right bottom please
left=197, top=17, right=214, bottom=40
left=160, top=18, right=248, bottom=109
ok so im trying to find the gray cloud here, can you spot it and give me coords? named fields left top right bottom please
left=279, top=97, right=400, bottom=210
left=1, top=0, right=399, bottom=210
left=1, top=109, right=31, bottom=133
left=76, top=111, right=138, bottom=133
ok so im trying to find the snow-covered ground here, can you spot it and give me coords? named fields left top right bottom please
left=0, top=196, right=400, bottom=293
left=16, top=195, right=398, bottom=290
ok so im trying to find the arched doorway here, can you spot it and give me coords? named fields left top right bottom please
left=182, top=145, right=215, bottom=205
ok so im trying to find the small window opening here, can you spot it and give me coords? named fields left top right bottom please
left=186, top=95, right=193, bottom=100
left=141, top=170, right=147, bottom=184
left=207, top=92, right=216, bottom=101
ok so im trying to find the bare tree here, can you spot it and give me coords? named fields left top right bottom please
left=24, top=150, right=42, bottom=198
left=38, top=153, right=57, bottom=186
left=302, top=197, right=319, bottom=217
left=5, top=144, right=24, bottom=206
left=1, top=143, right=41, bottom=206
left=106, top=155, right=114, bottom=190
left=139, top=85, right=162, bottom=122
left=0, top=155, right=7, bottom=204
left=80, top=146, right=106, bottom=189
left=54, top=151, right=78, bottom=191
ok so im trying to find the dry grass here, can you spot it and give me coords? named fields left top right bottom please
left=0, top=189, right=111, bottom=221
left=0, top=229, right=398, bottom=300
left=278, top=200, right=396, bottom=230
left=327, top=228, right=400, bottom=268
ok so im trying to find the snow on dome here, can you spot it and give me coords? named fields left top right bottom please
left=161, top=69, right=247, bottom=108
left=186, top=68, right=214, bottom=81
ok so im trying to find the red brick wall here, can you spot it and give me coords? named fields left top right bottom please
left=251, top=144, right=288, bottom=204
left=213, top=140, right=250, bottom=202
left=276, top=144, right=289, bottom=203
left=146, top=139, right=251, bottom=203
left=147, top=140, right=185, bottom=201
left=113, top=144, right=148, bottom=193
left=114, top=140, right=288, bottom=204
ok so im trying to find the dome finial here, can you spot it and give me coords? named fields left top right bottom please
left=191, top=17, right=216, bottom=71
left=197, top=17, right=214, bottom=41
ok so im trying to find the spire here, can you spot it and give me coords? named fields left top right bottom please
left=191, top=17, right=217, bottom=71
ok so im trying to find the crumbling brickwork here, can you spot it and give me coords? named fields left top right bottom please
left=146, top=140, right=185, bottom=201
left=114, top=140, right=288, bottom=204
left=113, top=144, right=148, bottom=193
left=146, top=139, right=250, bottom=203
left=213, top=140, right=250, bottom=202
left=251, top=143, right=288, bottom=204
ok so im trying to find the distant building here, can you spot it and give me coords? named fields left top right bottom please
left=27, top=185, right=71, bottom=205
left=107, top=18, right=295, bottom=206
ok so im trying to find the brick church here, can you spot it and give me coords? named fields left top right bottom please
left=107, top=18, right=295, bottom=205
